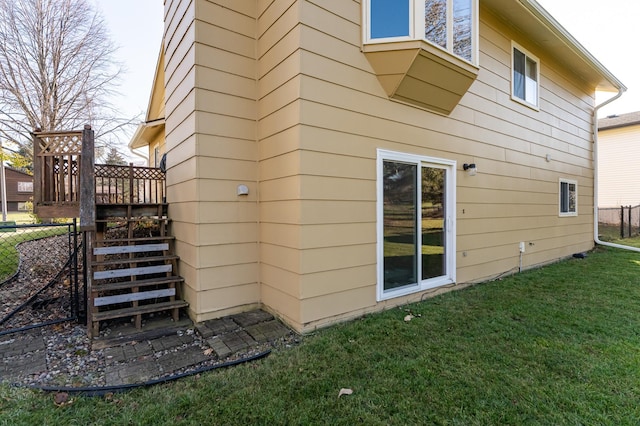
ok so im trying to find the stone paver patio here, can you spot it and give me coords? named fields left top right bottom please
left=0, top=309, right=295, bottom=388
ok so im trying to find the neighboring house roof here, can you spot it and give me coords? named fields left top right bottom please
left=483, top=0, right=625, bottom=93
left=3, top=166, right=32, bottom=178
left=598, top=111, right=640, bottom=131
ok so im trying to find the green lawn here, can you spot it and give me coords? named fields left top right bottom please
left=3, top=243, right=640, bottom=424
left=3, top=211, right=35, bottom=224
left=0, top=225, right=70, bottom=282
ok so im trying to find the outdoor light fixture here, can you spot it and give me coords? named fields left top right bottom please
left=463, top=163, right=477, bottom=176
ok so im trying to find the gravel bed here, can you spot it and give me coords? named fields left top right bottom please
left=0, top=233, right=77, bottom=329
left=1, top=320, right=298, bottom=389
left=1, top=230, right=299, bottom=389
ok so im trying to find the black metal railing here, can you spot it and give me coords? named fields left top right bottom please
left=598, top=205, right=640, bottom=240
left=0, top=220, right=81, bottom=335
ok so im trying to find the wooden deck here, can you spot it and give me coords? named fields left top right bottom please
left=32, top=128, right=166, bottom=220
left=32, top=126, right=186, bottom=337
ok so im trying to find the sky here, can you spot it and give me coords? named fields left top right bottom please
left=93, top=0, right=164, bottom=158
left=536, top=0, right=640, bottom=117
left=97, top=0, right=638, bottom=156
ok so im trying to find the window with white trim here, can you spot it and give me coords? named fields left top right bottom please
left=559, top=178, right=577, bottom=216
left=377, top=150, right=456, bottom=301
left=512, top=42, right=539, bottom=108
left=154, top=146, right=160, bottom=168
left=365, top=0, right=478, bottom=64
left=17, top=181, right=33, bottom=193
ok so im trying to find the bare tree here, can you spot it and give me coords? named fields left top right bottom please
left=0, top=0, right=137, bottom=160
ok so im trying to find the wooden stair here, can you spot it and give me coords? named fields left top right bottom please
left=88, top=225, right=188, bottom=337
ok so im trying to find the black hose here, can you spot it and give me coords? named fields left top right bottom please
left=15, top=349, right=271, bottom=397
left=0, top=316, right=76, bottom=337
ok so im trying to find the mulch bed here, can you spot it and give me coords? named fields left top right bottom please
left=0, top=233, right=80, bottom=333
left=0, top=221, right=161, bottom=333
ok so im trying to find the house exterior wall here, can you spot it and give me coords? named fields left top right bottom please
left=0, top=168, right=33, bottom=211
left=598, top=124, right=640, bottom=207
left=280, top=2, right=596, bottom=330
left=256, top=0, right=305, bottom=326
left=164, top=0, right=598, bottom=332
left=148, top=48, right=166, bottom=124
left=165, top=0, right=260, bottom=321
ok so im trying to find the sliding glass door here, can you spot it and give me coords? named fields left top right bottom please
left=378, top=150, right=455, bottom=300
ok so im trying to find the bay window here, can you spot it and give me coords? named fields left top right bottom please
left=365, top=0, right=478, bottom=64
left=362, top=0, right=480, bottom=115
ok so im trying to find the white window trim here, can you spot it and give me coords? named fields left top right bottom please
left=153, top=145, right=161, bottom=168
left=363, top=0, right=479, bottom=65
left=363, top=0, right=415, bottom=43
left=376, top=149, right=456, bottom=302
left=17, top=181, right=33, bottom=193
left=559, top=178, right=578, bottom=217
left=511, top=41, right=540, bottom=110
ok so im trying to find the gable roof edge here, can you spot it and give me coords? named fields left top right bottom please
left=518, top=0, right=626, bottom=93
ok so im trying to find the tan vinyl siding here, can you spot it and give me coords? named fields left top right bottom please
left=165, top=0, right=259, bottom=321
left=262, top=284, right=301, bottom=326
left=279, top=0, right=596, bottom=329
left=598, top=124, right=640, bottom=207
left=256, top=0, right=305, bottom=325
left=163, top=0, right=605, bottom=333
left=194, top=0, right=258, bottom=320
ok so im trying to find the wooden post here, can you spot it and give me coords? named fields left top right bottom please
left=32, top=132, right=42, bottom=216
left=79, top=125, right=95, bottom=335
left=85, top=230, right=96, bottom=336
left=80, top=125, right=95, bottom=232
left=128, top=162, right=134, bottom=204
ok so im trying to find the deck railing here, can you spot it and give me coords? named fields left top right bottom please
left=32, top=129, right=83, bottom=219
left=33, top=126, right=165, bottom=228
left=95, top=163, right=165, bottom=205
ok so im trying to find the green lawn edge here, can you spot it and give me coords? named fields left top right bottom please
left=2, top=243, right=640, bottom=425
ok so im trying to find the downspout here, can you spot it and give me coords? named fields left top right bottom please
left=128, top=147, right=149, bottom=166
left=592, top=87, right=640, bottom=251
